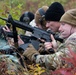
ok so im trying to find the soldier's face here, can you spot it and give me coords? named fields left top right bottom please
left=46, top=21, right=60, bottom=32
left=59, top=22, right=72, bottom=39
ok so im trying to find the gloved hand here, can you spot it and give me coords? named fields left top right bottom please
left=22, top=44, right=40, bottom=61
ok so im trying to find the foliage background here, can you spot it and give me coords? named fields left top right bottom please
left=0, top=0, right=76, bottom=75
left=0, top=0, right=76, bottom=34
left=0, top=0, right=76, bottom=22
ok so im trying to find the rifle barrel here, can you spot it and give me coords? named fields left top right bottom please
left=0, top=17, right=8, bottom=22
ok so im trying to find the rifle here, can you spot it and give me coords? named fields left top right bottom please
left=5, top=31, right=40, bottom=50
left=1, top=15, right=18, bottom=48
left=0, top=14, right=64, bottom=52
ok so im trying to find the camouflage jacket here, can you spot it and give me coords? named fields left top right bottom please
left=0, top=32, right=29, bottom=75
left=32, top=32, right=76, bottom=69
left=0, top=54, right=29, bottom=75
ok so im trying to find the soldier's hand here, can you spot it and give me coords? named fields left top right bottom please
left=3, top=25, right=10, bottom=32
left=51, top=34, right=57, bottom=49
left=44, top=34, right=57, bottom=50
left=18, top=35, right=24, bottom=46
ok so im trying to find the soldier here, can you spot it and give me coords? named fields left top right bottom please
left=34, top=6, right=48, bottom=30
left=0, top=26, right=29, bottom=75
left=0, top=54, right=29, bottom=75
left=44, top=2, right=65, bottom=51
left=19, top=11, right=34, bottom=35
left=45, top=2, right=65, bottom=33
left=33, top=2, right=65, bottom=54
left=18, top=6, right=49, bottom=54
left=19, top=9, right=76, bottom=70
left=20, top=11, right=34, bottom=25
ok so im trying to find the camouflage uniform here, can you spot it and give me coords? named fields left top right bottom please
left=0, top=54, right=29, bottom=75
left=31, top=32, right=76, bottom=69
left=0, top=26, right=29, bottom=75
left=0, top=42, right=29, bottom=75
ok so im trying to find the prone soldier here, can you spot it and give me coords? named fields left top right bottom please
left=0, top=26, right=29, bottom=75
